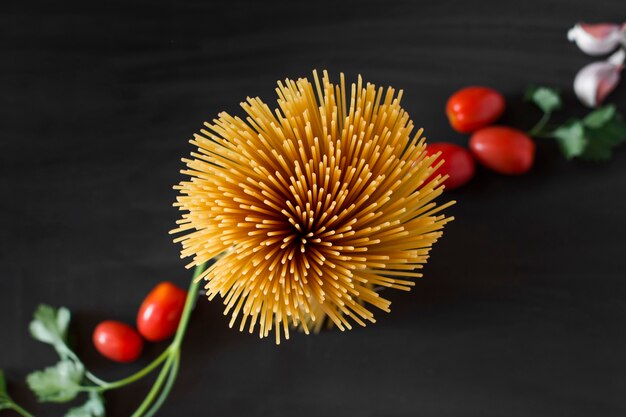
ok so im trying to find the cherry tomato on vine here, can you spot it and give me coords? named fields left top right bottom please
left=446, top=86, right=505, bottom=133
left=137, top=282, right=187, bottom=342
left=425, top=143, right=475, bottom=189
left=469, top=126, right=535, bottom=175
left=93, top=321, right=143, bottom=363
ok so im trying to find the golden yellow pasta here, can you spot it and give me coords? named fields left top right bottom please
left=171, top=70, right=454, bottom=343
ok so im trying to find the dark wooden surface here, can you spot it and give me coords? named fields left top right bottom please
left=2, top=1, right=626, bottom=416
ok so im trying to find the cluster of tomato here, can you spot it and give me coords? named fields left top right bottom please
left=425, top=87, right=535, bottom=189
left=92, top=282, right=187, bottom=362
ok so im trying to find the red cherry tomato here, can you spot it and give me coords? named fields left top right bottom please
left=137, top=282, right=187, bottom=342
left=425, top=143, right=475, bottom=189
left=469, top=126, right=535, bottom=175
left=93, top=321, right=143, bottom=363
left=446, top=86, right=505, bottom=133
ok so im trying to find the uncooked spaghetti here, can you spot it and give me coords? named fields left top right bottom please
left=171, top=70, right=454, bottom=343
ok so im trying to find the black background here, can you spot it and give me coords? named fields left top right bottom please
left=2, top=1, right=626, bottom=416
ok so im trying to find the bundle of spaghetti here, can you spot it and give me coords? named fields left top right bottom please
left=171, top=70, right=454, bottom=344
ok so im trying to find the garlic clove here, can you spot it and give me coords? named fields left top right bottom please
left=574, top=49, right=625, bottom=107
left=607, top=47, right=626, bottom=66
left=567, top=22, right=623, bottom=56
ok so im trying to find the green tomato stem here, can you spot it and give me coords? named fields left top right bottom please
left=170, top=264, right=206, bottom=350
left=91, top=348, right=171, bottom=392
left=130, top=354, right=175, bottom=417
left=143, top=351, right=180, bottom=417
left=528, top=111, right=551, bottom=136
left=85, top=371, right=108, bottom=387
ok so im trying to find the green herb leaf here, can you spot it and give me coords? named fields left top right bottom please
left=65, top=391, right=105, bottom=417
left=0, top=370, right=12, bottom=410
left=583, top=105, right=616, bottom=129
left=29, top=304, right=72, bottom=358
left=525, top=86, right=562, bottom=114
left=551, top=120, right=587, bottom=159
left=26, top=360, right=84, bottom=403
left=0, top=370, right=7, bottom=397
left=581, top=115, right=626, bottom=160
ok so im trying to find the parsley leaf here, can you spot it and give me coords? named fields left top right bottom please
left=26, top=360, right=84, bottom=403
left=525, top=86, right=562, bottom=113
left=583, top=105, right=616, bottom=129
left=65, top=391, right=105, bottom=417
left=29, top=304, right=73, bottom=358
left=581, top=115, right=626, bottom=160
left=552, top=120, right=587, bottom=159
